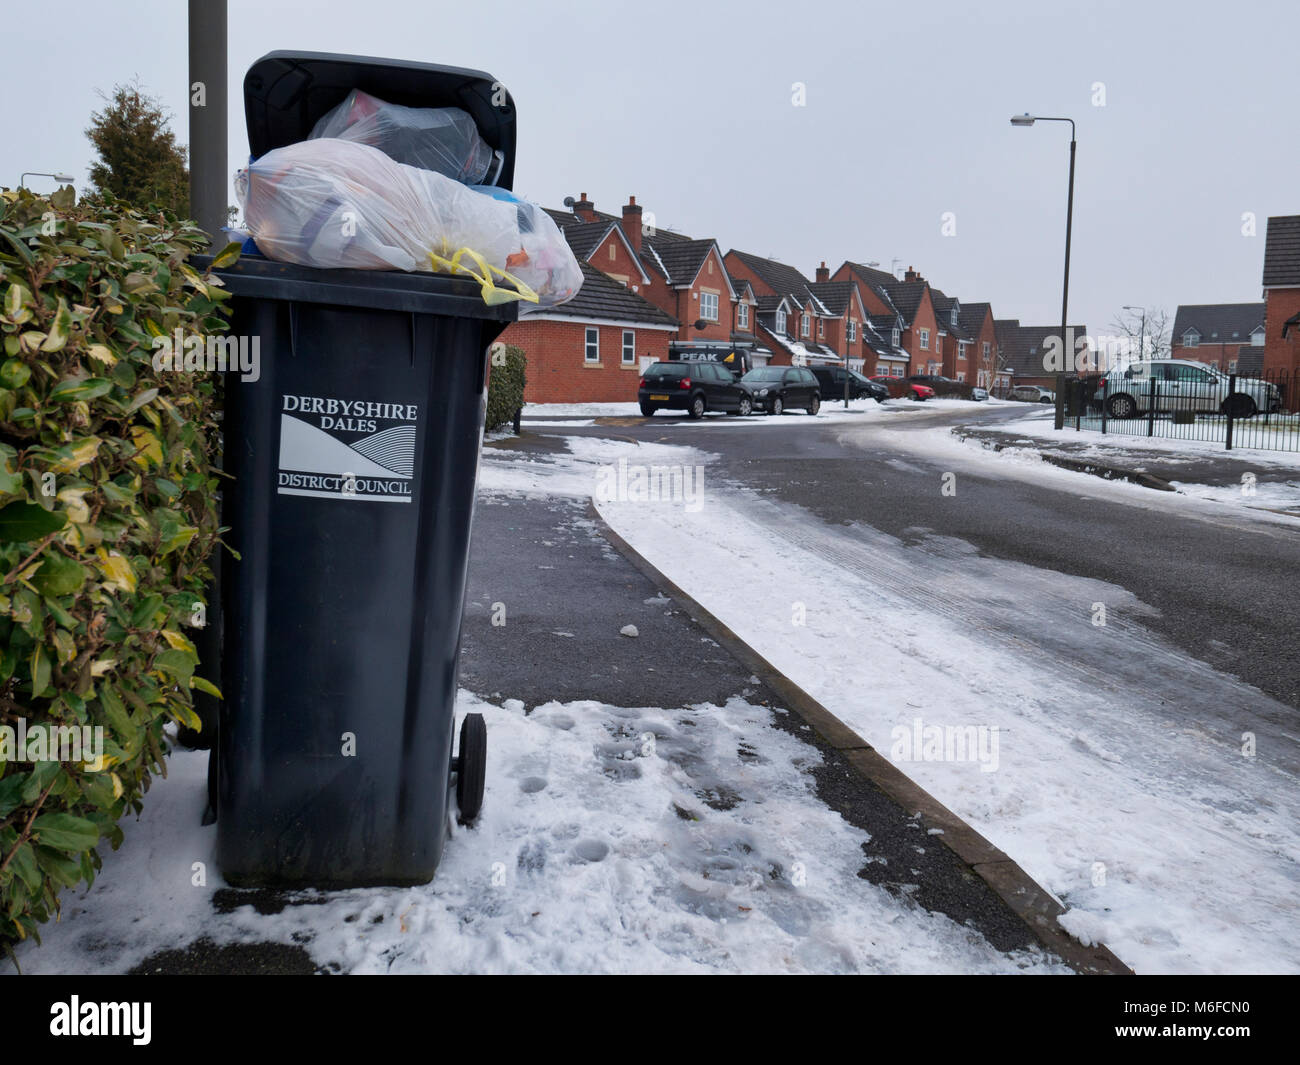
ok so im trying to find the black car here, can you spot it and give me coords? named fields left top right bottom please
left=638, top=361, right=754, bottom=418
left=810, top=366, right=887, bottom=402
left=739, top=365, right=822, bottom=415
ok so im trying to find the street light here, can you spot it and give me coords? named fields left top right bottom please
left=1011, top=112, right=1076, bottom=429
left=20, top=171, right=75, bottom=188
left=1123, top=304, right=1146, bottom=365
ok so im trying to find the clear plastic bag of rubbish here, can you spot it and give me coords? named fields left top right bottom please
left=309, top=90, right=502, bottom=186
left=235, top=137, right=582, bottom=307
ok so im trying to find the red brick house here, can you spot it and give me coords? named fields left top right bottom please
left=957, top=302, right=1005, bottom=390
left=994, top=320, right=1091, bottom=390
left=505, top=193, right=764, bottom=402
left=832, top=263, right=941, bottom=374
left=1169, top=303, right=1266, bottom=372
left=1262, top=215, right=1300, bottom=379
left=503, top=259, right=677, bottom=403
left=724, top=250, right=842, bottom=366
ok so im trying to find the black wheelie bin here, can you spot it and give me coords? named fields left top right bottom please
left=202, top=51, right=515, bottom=886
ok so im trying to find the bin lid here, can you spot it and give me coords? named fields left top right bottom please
left=243, top=50, right=516, bottom=190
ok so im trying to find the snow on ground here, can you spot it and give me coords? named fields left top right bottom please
left=16, top=692, right=1064, bottom=975
left=919, top=422, right=1300, bottom=524
left=984, top=410, right=1300, bottom=470
left=479, top=434, right=1300, bottom=974
left=523, top=402, right=642, bottom=417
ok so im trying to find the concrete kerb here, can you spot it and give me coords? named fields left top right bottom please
left=587, top=500, right=1134, bottom=976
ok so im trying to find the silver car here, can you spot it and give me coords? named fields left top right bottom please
left=1009, top=385, right=1055, bottom=403
left=1098, top=359, right=1280, bottom=419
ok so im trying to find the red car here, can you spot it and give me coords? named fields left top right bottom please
left=869, top=376, right=934, bottom=401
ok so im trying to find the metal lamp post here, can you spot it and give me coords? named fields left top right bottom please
left=1123, top=304, right=1146, bottom=366
left=20, top=171, right=75, bottom=192
left=1011, top=113, right=1076, bottom=430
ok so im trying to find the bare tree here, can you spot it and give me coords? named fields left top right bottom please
left=973, top=341, right=1005, bottom=392
left=1109, top=306, right=1171, bottom=367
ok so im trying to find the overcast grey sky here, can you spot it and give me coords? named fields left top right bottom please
left=6, top=0, right=1297, bottom=337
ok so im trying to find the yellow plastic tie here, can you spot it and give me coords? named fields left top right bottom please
left=428, top=244, right=540, bottom=306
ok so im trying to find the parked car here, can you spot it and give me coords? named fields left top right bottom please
left=809, top=365, right=887, bottom=402
left=1096, top=359, right=1282, bottom=419
left=740, top=365, right=821, bottom=414
left=970, top=387, right=989, bottom=402
left=1008, top=385, right=1055, bottom=403
left=870, top=376, right=934, bottom=401
left=638, top=360, right=754, bottom=418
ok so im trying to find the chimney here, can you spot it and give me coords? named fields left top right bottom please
left=574, top=193, right=597, bottom=223
left=815, top=261, right=829, bottom=283
left=622, top=196, right=643, bottom=254
left=904, top=266, right=921, bottom=282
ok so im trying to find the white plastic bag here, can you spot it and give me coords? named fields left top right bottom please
left=309, top=90, right=501, bottom=185
left=235, top=138, right=581, bottom=307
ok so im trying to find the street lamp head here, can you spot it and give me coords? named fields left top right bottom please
left=1010, top=113, right=1036, bottom=127
left=54, top=173, right=74, bottom=183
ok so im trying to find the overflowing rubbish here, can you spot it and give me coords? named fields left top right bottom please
left=309, top=90, right=502, bottom=185
left=235, top=138, right=581, bottom=307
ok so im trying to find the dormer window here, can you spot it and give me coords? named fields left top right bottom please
left=951, top=307, right=958, bottom=328
left=776, top=308, right=787, bottom=333
left=801, top=313, right=811, bottom=338
left=1183, top=330, right=1200, bottom=348
left=1251, top=326, right=1265, bottom=347
left=892, top=328, right=900, bottom=346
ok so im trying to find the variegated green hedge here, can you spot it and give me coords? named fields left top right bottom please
left=0, top=187, right=228, bottom=955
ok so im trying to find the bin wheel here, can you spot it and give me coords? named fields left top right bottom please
left=455, top=713, right=487, bottom=823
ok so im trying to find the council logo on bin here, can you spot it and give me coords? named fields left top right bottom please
left=277, top=393, right=418, bottom=503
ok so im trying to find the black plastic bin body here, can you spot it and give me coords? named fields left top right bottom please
left=208, top=259, right=513, bottom=885
left=204, top=51, right=518, bottom=886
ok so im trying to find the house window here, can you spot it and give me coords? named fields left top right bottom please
left=1183, top=331, right=1199, bottom=348
left=892, top=365, right=904, bottom=377
left=622, top=330, right=635, bottom=364
left=738, top=302, right=749, bottom=329
left=1229, top=360, right=1238, bottom=373
left=776, top=308, right=787, bottom=333
left=700, top=291, right=719, bottom=321
left=584, top=327, right=599, bottom=362
left=958, top=342, right=967, bottom=360
left=983, top=341, right=991, bottom=360
left=919, top=329, right=930, bottom=350
left=951, top=308, right=958, bottom=328
left=847, top=319, right=856, bottom=342
left=927, top=360, right=939, bottom=375
left=892, top=328, right=900, bottom=346
left=801, top=313, right=811, bottom=338
left=817, top=318, right=824, bottom=339
left=1251, top=328, right=1265, bottom=347
left=956, top=371, right=965, bottom=382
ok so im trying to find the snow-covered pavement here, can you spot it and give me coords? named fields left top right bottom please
left=17, top=694, right=1062, bottom=975
left=482, top=432, right=1300, bottom=974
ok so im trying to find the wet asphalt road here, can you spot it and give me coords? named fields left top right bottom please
left=529, top=403, right=1300, bottom=713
